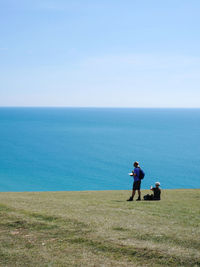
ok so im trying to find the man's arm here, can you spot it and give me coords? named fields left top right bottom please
left=132, top=169, right=137, bottom=176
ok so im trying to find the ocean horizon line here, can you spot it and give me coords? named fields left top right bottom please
left=0, top=106, right=200, bottom=109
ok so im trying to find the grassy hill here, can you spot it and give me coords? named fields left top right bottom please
left=0, top=189, right=199, bottom=266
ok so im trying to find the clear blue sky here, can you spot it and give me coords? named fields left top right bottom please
left=0, top=0, right=200, bottom=107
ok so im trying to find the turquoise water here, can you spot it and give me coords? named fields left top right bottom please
left=0, top=108, right=199, bottom=192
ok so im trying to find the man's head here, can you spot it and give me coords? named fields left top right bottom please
left=155, top=182, right=160, bottom=187
left=133, top=161, right=139, bottom=168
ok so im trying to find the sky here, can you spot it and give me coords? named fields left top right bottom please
left=0, top=0, right=200, bottom=107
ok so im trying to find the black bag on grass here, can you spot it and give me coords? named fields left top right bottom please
left=143, top=194, right=154, bottom=201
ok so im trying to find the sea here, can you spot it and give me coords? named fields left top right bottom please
left=0, top=108, right=199, bottom=192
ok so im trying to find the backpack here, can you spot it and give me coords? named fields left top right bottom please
left=139, top=168, right=145, bottom=179
left=144, top=194, right=153, bottom=200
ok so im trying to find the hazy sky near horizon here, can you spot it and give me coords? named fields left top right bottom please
left=0, top=0, right=200, bottom=107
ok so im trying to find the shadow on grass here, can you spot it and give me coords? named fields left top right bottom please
left=111, top=200, right=125, bottom=203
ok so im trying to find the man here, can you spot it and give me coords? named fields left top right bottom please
left=127, top=161, right=142, bottom=201
left=150, top=182, right=161, bottom=200
left=143, top=182, right=161, bottom=201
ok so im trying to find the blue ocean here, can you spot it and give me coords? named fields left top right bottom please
left=0, top=108, right=199, bottom=192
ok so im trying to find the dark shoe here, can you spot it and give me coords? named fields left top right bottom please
left=136, top=198, right=141, bottom=201
left=127, top=196, right=133, bottom=201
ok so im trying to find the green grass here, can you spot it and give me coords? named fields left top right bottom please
left=0, top=189, right=199, bottom=266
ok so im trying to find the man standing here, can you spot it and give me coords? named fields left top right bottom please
left=127, top=161, right=142, bottom=201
